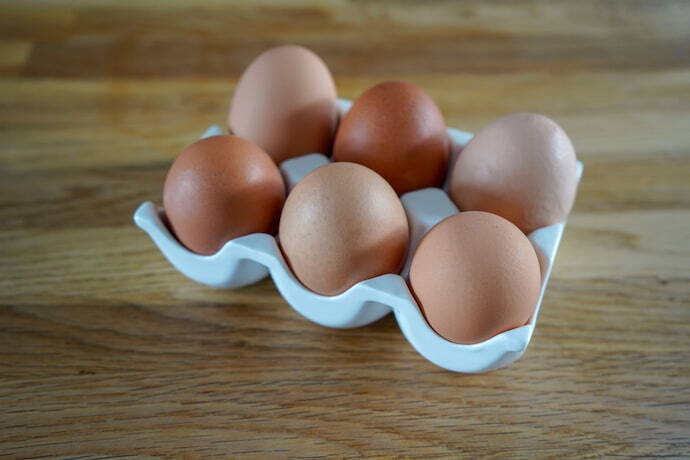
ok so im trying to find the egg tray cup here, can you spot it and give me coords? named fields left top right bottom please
left=134, top=99, right=583, bottom=373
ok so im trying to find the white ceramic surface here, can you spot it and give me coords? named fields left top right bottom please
left=133, top=99, right=583, bottom=372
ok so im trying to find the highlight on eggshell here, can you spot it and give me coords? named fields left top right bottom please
left=409, top=211, right=542, bottom=345
left=332, top=81, right=449, bottom=195
left=279, top=162, right=409, bottom=296
left=163, top=135, right=286, bottom=255
left=229, top=44, right=338, bottom=164
left=449, top=112, right=578, bottom=234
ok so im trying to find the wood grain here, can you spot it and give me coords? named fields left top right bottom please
left=1, top=0, right=689, bottom=457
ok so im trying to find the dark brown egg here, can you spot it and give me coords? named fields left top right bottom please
left=279, top=162, right=409, bottom=296
left=332, top=81, right=449, bottom=195
left=163, top=135, right=285, bottom=255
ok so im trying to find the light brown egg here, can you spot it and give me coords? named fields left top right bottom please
left=279, top=162, right=409, bottom=296
left=332, top=81, right=449, bottom=195
left=409, top=211, right=541, bottom=344
left=449, top=112, right=578, bottom=234
left=229, top=45, right=338, bottom=164
left=163, top=135, right=285, bottom=255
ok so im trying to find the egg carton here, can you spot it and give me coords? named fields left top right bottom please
left=133, top=99, right=583, bottom=373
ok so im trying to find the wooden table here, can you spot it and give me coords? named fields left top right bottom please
left=2, top=1, right=689, bottom=457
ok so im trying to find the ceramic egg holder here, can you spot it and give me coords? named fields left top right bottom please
left=134, top=99, right=583, bottom=373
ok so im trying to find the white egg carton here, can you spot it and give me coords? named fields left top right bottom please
left=134, top=99, right=583, bottom=373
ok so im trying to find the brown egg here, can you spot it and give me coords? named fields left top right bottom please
left=332, top=81, right=449, bottom=195
left=449, top=112, right=578, bottom=234
left=229, top=45, right=338, bottom=164
left=163, top=135, right=285, bottom=255
left=409, top=211, right=541, bottom=344
left=279, top=162, right=409, bottom=296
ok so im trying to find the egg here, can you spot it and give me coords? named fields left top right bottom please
left=279, top=162, right=409, bottom=296
left=332, top=81, right=449, bottom=195
left=229, top=45, right=338, bottom=164
left=409, top=211, right=541, bottom=344
left=163, top=135, right=285, bottom=255
left=449, top=112, right=578, bottom=234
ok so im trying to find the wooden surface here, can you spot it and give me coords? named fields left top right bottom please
left=1, top=1, right=689, bottom=457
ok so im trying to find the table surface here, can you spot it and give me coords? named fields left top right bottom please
left=2, top=1, right=689, bottom=457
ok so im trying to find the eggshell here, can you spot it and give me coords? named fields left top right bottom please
left=279, top=162, right=409, bottom=296
left=163, top=135, right=285, bottom=255
left=332, top=81, right=449, bottom=195
left=409, top=211, right=541, bottom=344
left=449, top=112, right=578, bottom=234
left=229, top=45, right=338, bottom=164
